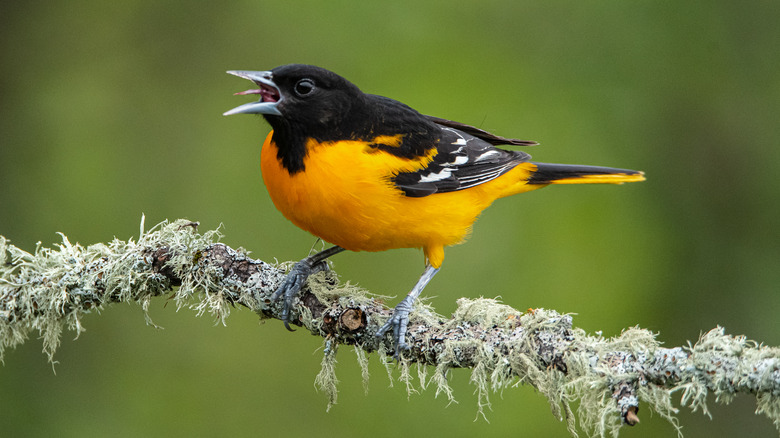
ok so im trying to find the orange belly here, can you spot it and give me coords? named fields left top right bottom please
left=259, top=132, right=542, bottom=267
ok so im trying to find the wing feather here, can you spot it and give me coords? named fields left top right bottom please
left=393, top=127, right=532, bottom=197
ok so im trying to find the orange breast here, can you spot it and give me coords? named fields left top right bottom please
left=259, top=131, right=542, bottom=267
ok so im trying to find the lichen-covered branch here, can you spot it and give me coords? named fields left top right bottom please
left=1, top=219, right=779, bottom=437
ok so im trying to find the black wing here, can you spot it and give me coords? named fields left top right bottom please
left=393, top=126, right=532, bottom=197
left=425, top=115, right=538, bottom=146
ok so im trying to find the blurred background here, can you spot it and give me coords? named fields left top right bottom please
left=1, top=1, right=779, bottom=436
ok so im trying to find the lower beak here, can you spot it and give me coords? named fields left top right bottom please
left=223, top=70, right=283, bottom=116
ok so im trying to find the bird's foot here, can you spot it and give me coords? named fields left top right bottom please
left=376, top=295, right=416, bottom=359
left=271, top=258, right=329, bottom=330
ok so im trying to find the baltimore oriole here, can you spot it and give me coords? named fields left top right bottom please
left=224, top=64, right=644, bottom=355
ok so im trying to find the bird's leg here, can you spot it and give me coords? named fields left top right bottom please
left=376, top=264, right=440, bottom=358
left=272, top=245, right=345, bottom=330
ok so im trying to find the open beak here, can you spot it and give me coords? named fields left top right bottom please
left=223, top=70, right=283, bottom=116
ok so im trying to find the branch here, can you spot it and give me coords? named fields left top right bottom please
left=1, top=219, right=779, bottom=437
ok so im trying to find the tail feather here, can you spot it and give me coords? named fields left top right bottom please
left=528, top=162, right=645, bottom=185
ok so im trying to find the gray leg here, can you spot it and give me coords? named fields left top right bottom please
left=376, top=265, right=440, bottom=358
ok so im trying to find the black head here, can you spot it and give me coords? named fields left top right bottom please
left=224, top=64, right=366, bottom=139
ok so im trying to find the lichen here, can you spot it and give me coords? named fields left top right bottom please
left=398, top=357, right=417, bottom=398
left=432, top=363, right=457, bottom=405
left=314, top=338, right=339, bottom=411
left=0, top=218, right=223, bottom=362
left=3, top=219, right=779, bottom=437
left=354, top=345, right=370, bottom=394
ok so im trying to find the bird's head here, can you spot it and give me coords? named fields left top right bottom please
left=224, top=64, right=364, bottom=136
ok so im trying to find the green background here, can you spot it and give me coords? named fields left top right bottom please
left=1, top=1, right=779, bottom=436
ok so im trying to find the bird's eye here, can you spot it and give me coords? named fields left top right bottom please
left=294, top=79, right=315, bottom=96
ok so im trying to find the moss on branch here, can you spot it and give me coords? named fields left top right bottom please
left=1, top=219, right=779, bottom=437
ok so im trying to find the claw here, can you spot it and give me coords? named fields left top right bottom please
left=376, top=295, right=415, bottom=358
left=376, top=265, right=440, bottom=359
left=271, top=246, right=345, bottom=329
left=272, top=259, right=329, bottom=330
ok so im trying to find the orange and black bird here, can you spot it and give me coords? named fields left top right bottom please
left=224, top=64, right=644, bottom=355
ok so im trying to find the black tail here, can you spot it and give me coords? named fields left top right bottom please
left=528, top=162, right=645, bottom=185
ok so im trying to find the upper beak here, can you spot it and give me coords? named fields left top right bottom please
left=223, top=70, right=283, bottom=116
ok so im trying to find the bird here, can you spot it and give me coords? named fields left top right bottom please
left=224, top=64, right=644, bottom=356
